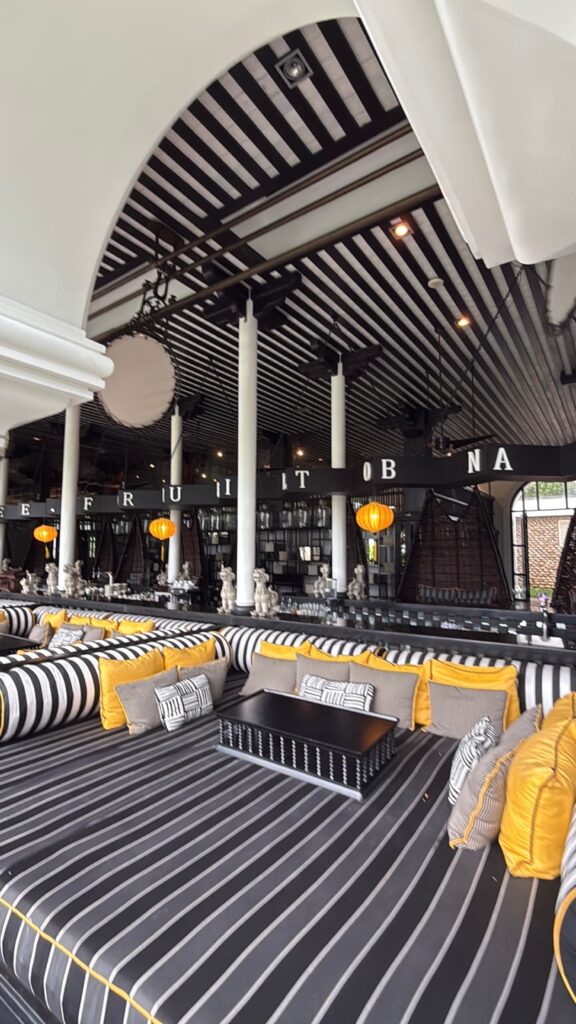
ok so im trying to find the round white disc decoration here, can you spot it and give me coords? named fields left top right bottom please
left=99, top=334, right=175, bottom=428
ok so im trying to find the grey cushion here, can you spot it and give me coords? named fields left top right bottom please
left=447, top=705, right=542, bottom=850
left=240, top=653, right=297, bottom=697
left=114, top=668, right=178, bottom=736
left=179, top=655, right=229, bottom=702
left=82, top=626, right=106, bottom=642
left=448, top=717, right=497, bottom=805
left=300, top=674, right=374, bottom=712
left=348, top=663, right=418, bottom=729
left=27, top=622, right=53, bottom=647
left=48, top=625, right=85, bottom=650
left=156, top=674, right=213, bottom=732
left=295, top=653, right=349, bottom=691
left=427, top=683, right=509, bottom=740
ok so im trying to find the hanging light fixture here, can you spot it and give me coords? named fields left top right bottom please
left=355, top=502, right=395, bottom=533
left=148, top=516, right=177, bottom=561
left=33, top=524, right=58, bottom=558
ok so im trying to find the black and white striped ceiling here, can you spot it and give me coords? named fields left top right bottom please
left=31, top=16, right=576, bottom=473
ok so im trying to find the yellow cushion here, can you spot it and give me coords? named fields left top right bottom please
left=367, top=653, right=432, bottom=725
left=258, top=639, right=312, bottom=661
left=99, top=649, right=164, bottom=730
left=499, top=713, right=576, bottom=879
left=307, top=644, right=372, bottom=666
left=69, top=615, right=94, bottom=627
left=163, top=637, right=216, bottom=671
left=42, top=610, right=68, bottom=630
left=92, top=617, right=120, bottom=636
left=425, top=660, right=520, bottom=730
left=542, top=692, right=576, bottom=732
left=117, top=618, right=155, bottom=635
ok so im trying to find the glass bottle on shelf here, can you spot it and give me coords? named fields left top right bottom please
left=281, top=502, right=293, bottom=528
left=295, top=501, right=310, bottom=527
left=258, top=504, right=271, bottom=529
left=314, top=499, right=330, bottom=527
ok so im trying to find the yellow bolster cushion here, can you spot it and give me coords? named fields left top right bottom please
left=163, top=637, right=216, bottom=671
left=99, top=649, right=164, bottom=730
left=499, top=716, right=576, bottom=879
left=367, top=653, right=431, bottom=725
left=69, top=615, right=94, bottom=627
left=258, top=640, right=312, bottom=661
left=307, top=644, right=372, bottom=666
left=42, top=610, right=68, bottom=630
left=425, top=660, right=520, bottom=730
left=117, top=618, right=155, bottom=635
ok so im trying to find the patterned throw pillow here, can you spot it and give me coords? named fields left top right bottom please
left=448, top=716, right=497, bottom=805
left=156, top=674, right=213, bottom=732
left=48, top=625, right=85, bottom=650
left=299, top=674, right=374, bottom=713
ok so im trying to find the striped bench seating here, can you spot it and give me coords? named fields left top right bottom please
left=220, top=624, right=379, bottom=673
left=34, top=604, right=215, bottom=634
left=385, top=646, right=576, bottom=715
left=0, top=631, right=227, bottom=744
left=0, top=682, right=572, bottom=1024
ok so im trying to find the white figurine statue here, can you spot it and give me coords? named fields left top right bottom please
left=218, top=565, right=236, bottom=614
left=45, top=561, right=59, bottom=595
left=252, top=566, right=279, bottom=617
left=313, top=563, right=333, bottom=599
left=156, top=568, right=168, bottom=588
left=62, top=563, right=78, bottom=598
left=20, top=570, right=40, bottom=595
left=347, top=564, right=367, bottom=600
left=1, top=558, right=10, bottom=573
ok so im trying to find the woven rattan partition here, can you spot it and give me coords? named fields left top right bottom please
left=397, top=488, right=511, bottom=607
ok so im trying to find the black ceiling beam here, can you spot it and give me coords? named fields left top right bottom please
left=254, top=43, right=335, bottom=150
left=182, top=103, right=270, bottom=189
left=282, top=29, right=360, bottom=135
left=227, top=64, right=312, bottom=165
left=317, top=21, right=385, bottom=124
left=208, top=79, right=291, bottom=174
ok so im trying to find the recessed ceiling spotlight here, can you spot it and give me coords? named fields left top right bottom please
left=318, top=457, right=324, bottom=463
left=216, top=450, right=224, bottom=458
left=389, top=218, right=413, bottom=240
left=456, top=315, right=472, bottom=328
left=201, top=472, right=207, bottom=479
left=32, top=435, right=41, bottom=441
left=427, top=277, right=444, bottom=290
left=275, top=49, right=313, bottom=89
left=149, top=462, right=155, bottom=469
left=296, top=447, right=305, bottom=457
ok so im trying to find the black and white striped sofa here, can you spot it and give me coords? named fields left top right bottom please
left=33, top=604, right=216, bottom=634
left=0, top=630, right=228, bottom=744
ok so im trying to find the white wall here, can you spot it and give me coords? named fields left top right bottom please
left=0, top=0, right=352, bottom=331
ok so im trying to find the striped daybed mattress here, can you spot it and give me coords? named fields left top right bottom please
left=0, top=675, right=572, bottom=1024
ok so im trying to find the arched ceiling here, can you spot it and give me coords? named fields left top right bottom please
left=10, top=11, right=576, bottom=490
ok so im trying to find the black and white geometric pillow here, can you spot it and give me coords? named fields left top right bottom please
left=155, top=673, right=213, bottom=732
left=48, top=625, right=85, bottom=651
left=299, top=674, right=374, bottom=713
left=448, top=716, right=497, bottom=805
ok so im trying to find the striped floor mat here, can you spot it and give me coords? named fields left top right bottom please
left=0, top=681, right=572, bottom=1024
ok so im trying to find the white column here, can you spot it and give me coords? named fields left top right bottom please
left=58, top=404, right=81, bottom=589
left=167, top=405, right=183, bottom=584
left=236, top=298, right=258, bottom=609
left=331, top=361, right=347, bottom=594
left=0, top=448, right=9, bottom=567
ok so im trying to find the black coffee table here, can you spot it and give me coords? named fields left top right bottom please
left=0, top=634, right=41, bottom=655
left=216, top=691, right=397, bottom=800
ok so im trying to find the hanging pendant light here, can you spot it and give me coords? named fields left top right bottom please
left=33, top=524, right=58, bottom=558
left=148, top=517, right=177, bottom=561
left=355, top=502, right=394, bottom=533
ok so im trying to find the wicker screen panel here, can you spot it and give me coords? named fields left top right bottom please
left=397, top=489, right=511, bottom=608
left=553, top=508, right=576, bottom=613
